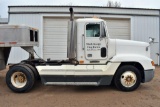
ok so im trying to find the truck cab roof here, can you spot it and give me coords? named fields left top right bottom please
left=76, top=18, right=104, bottom=23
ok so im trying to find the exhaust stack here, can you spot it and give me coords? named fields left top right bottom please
left=69, top=7, right=74, bottom=21
left=67, top=7, right=77, bottom=60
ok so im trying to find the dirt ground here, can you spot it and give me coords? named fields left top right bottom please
left=0, top=66, right=160, bottom=107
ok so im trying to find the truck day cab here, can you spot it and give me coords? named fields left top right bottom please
left=2, top=8, right=155, bottom=93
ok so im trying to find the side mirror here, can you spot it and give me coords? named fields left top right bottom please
left=100, top=21, right=106, bottom=38
left=149, top=37, right=155, bottom=44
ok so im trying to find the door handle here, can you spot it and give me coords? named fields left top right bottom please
left=82, top=34, right=84, bottom=50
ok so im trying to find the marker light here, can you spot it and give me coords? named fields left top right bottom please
left=151, top=61, right=155, bottom=66
left=79, top=60, right=84, bottom=64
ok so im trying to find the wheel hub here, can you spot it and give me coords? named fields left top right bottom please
left=125, top=75, right=135, bottom=85
left=17, top=75, right=26, bottom=83
left=11, top=71, right=27, bottom=88
left=121, top=71, right=137, bottom=88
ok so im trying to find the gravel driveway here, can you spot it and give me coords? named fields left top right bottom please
left=0, top=66, right=160, bottom=107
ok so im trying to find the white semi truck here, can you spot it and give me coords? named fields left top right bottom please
left=0, top=8, right=155, bottom=93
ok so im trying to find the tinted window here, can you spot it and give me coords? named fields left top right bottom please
left=86, top=24, right=100, bottom=37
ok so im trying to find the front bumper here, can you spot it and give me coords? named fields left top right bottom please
left=142, top=69, right=154, bottom=83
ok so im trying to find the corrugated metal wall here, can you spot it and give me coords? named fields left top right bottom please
left=8, top=6, right=160, bottom=64
left=132, top=16, right=159, bottom=64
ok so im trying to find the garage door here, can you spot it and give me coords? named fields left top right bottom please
left=105, top=18, right=130, bottom=40
left=43, top=17, right=69, bottom=60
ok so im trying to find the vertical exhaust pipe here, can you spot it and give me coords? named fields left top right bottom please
left=69, top=7, right=74, bottom=21
left=67, top=7, right=76, bottom=61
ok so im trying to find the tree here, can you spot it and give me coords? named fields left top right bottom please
left=107, top=0, right=121, bottom=7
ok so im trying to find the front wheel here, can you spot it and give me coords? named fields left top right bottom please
left=114, top=65, right=141, bottom=92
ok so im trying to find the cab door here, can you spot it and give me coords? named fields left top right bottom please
left=85, top=23, right=107, bottom=60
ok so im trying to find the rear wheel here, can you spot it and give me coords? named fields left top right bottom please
left=114, top=65, right=141, bottom=92
left=6, top=65, right=35, bottom=93
left=24, top=64, right=39, bottom=80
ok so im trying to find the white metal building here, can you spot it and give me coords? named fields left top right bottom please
left=7, top=6, right=160, bottom=64
left=0, top=18, right=8, bottom=24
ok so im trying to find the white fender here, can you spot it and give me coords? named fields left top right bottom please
left=110, top=54, right=155, bottom=70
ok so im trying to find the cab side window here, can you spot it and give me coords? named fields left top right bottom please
left=86, top=24, right=100, bottom=37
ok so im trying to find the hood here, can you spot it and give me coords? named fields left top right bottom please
left=115, top=39, right=150, bottom=57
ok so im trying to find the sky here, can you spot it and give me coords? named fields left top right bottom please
left=0, top=0, right=160, bottom=18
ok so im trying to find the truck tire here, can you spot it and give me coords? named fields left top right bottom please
left=24, top=64, right=39, bottom=80
left=114, top=65, right=141, bottom=92
left=6, top=65, right=35, bottom=93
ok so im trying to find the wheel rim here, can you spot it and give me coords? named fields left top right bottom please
left=11, top=71, right=27, bottom=88
left=120, top=71, right=137, bottom=88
